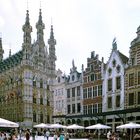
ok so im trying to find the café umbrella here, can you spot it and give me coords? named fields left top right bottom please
left=33, top=123, right=51, bottom=128
left=86, top=123, right=111, bottom=140
left=66, top=124, right=84, bottom=129
left=0, top=118, right=19, bottom=127
left=116, top=122, right=140, bottom=140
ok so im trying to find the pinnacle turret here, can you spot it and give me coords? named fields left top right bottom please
left=0, top=37, right=4, bottom=62
left=36, top=9, right=45, bottom=44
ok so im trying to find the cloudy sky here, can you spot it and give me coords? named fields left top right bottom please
left=0, top=0, right=140, bottom=74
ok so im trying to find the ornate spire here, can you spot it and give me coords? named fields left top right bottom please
left=112, top=37, right=117, bottom=50
left=0, top=37, right=4, bottom=62
left=36, top=9, right=45, bottom=44
left=9, top=49, right=11, bottom=57
left=22, top=10, right=32, bottom=46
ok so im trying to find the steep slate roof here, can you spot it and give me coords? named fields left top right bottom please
left=0, top=50, right=23, bottom=73
left=118, top=51, right=129, bottom=64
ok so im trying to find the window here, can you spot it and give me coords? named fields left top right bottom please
left=88, top=105, right=92, bottom=114
left=83, top=88, right=87, bottom=99
left=88, top=87, right=92, bottom=98
left=112, top=59, right=116, bottom=67
left=91, top=74, right=94, bottom=81
left=33, top=80, right=36, bottom=87
left=77, top=103, right=81, bottom=113
left=83, top=105, right=87, bottom=115
left=116, top=95, right=120, bottom=107
left=108, top=79, right=112, bottom=91
left=116, top=76, right=121, bottom=90
left=72, top=104, right=75, bottom=113
left=67, top=105, right=71, bottom=114
left=40, top=96, right=43, bottom=105
left=129, top=73, right=134, bottom=86
left=67, top=89, right=70, bottom=98
left=138, top=92, right=140, bottom=104
left=138, top=72, right=140, bottom=85
left=108, top=68, right=112, bottom=76
left=108, top=97, right=112, bottom=108
left=93, top=86, right=97, bottom=97
left=33, top=112, right=36, bottom=122
left=98, top=85, right=102, bottom=96
left=93, top=104, right=97, bottom=113
left=98, top=103, right=102, bottom=113
left=116, top=65, right=121, bottom=73
left=40, top=113, right=43, bottom=123
left=77, top=86, right=80, bottom=96
left=33, top=96, right=36, bottom=104
left=129, top=93, right=134, bottom=106
left=72, top=75, right=75, bottom=81
left=58, top=77, right=60, bottom=83
left=40, top=79, right=43, bottom=88
left=90, top=64, right=93, bottom=71
left=72, top=88, right=75, bottom=97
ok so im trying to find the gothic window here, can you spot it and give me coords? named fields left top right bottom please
left=77, top=103, right=81, bottom=113
left=88, top=87, right=92, bottom=98
left=67, top=89, right=70, bottom=98
left=40, top=113, right=43, bottom=123
left=129, top=73, right=134, bottom=86
left=83, top=88, right=87, bottom=99
left=116, top=76, right=121, bottom=90
left=108, top=96, right=112, bottom=109
left=72, top=104, right=75, bottom=113
left=67, top=105, right=71, bottom=114
left=88, top=105, right=92, bottom=114
left=33, top=95, right=36, bottom=104
left=77, top=86, right=80, bottom=96
left=112, top=59, right=116, bottom=67
left=137, top=92, right=140, bottom=104
left=72, top=88, right=75, bottom=97
left=138, top=72, right=140, bottom=85
left=40, top=79, right=43, bottom=88
left=33, top=112, right=36, bottom=122
left=129, top=93, right=134, bottom=106
left=40, top=96, right=43, bottom=105
left=90, top=64, right=94, bottom=71
left=116, top=95, right=120, bottom=107
left=108, top=79, right=112, bottom=91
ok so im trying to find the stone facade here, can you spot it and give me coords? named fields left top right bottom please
left=0, top=9, right=56, bottom=128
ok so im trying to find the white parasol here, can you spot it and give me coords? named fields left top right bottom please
left=116, top=122, right=140, bottom=140
left=86, top=123, right=111, bottom=140
left=0, top=118, right=19, bottom=127
left=33, top=123, right=51, bottom=128
left=50, top=123, right=67, bottom=129
left=66, top=124, right=84, bottom=129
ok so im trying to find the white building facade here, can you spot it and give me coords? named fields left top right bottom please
left=102, top=39, right=128, bottom=130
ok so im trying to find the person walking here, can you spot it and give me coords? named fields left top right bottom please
left=45, top=130, right=50, bottom=140
left=25, top=130, right=30, bottom=140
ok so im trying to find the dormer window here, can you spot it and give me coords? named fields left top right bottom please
left=112, top=59, right=116, bottom=67
left=72, top=75, right=75, bottom=81
left=116, top=65, right=121, bottom=73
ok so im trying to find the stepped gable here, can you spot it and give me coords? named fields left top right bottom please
left=0, top=50, right=23, bottom=73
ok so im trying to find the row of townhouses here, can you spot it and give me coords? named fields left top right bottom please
left=0, top=9, right=140, bottom=131
left=52, top=26, right=140, bottom=131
